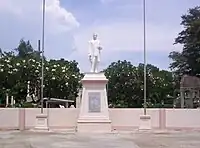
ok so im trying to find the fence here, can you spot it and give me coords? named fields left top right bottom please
left=0, top=108, right=200, bottom=131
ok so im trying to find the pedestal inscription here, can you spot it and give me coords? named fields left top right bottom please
left=88, top=92, right=101, bottom=112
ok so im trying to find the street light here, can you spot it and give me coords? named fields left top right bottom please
left=143, top=0, right=147, bottom=115
left=41, top=0, right=45, bottom=114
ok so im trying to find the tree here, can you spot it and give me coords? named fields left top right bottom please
left=0, top=39, right=82, bottom=105
left=14, top=39, right=34, bottom=58
left=169, top=6, right=200, bottom=77
left=104, top=60, right=142, bottom=108
left=43, top=59, right=82, bottom=99
left=104, top=60, right=174, bottom=108
left=137, top=64, right=174, bottom=107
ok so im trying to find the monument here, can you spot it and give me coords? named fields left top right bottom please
left=88, top=33, right=102, bottom=73
left=77, top=33, right=111, bottom=133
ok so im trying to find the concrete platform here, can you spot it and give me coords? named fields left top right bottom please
left=1, top=130, right=200, bottom=147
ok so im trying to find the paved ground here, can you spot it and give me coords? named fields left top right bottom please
left=0, top=130, right=200, bottom=148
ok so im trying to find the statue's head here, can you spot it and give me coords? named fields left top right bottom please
left=93, top=33, right=98, bottom=40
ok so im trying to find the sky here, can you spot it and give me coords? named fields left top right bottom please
left=0, top=0, right=199, bottom=72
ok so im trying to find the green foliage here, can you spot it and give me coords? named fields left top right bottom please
left=0, top=39, right=175, bottom=108
left=104, top=60, right=174, bottom=108
left=169, top=6, right=200, bottom=77
left=43, top=59, right=82, bottom=99
left=0, top=39, right=82, bottom=104
left=4, top=4, right=199, bottom=108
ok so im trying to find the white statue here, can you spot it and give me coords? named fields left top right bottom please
left=88, top=33, right=102, bottom=73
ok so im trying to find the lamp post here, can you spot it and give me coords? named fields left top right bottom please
left=143, top=0, right=147, bottom=115
left=41, top=0, right=45, bottom=114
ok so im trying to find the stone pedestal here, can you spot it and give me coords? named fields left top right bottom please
left=139, top=114, right=151, bottom=130
left=77, top=73, right=111, bottom=133
left=35, top=114, right=49, bottom=131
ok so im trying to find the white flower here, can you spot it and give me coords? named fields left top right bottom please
left=8, top=64, right=12, bottom=68
left=61, top=67, right=65, bottom=69
left=46, top=67, right=49, bottom=70
left=16, top=63, right=20, bottom=66
left=5, top=59, right=10, bottom=63
left=52, top=77, right=56, bottom=80
left=62, top=70, right=65, bottom=72
left=35, top=70, right=39, bottom=73
left=65, top=82, right=68, bottom=86
left=53, top=65, right=57, bottom=68
left=13, top=68, right=18, bottom=72
left=23, top=60, right=26, bottom=63
left=0, top=69, right=3, bottom=72
left=72, top=74, right=77, bottom=78
left=52, top=69, right=56, bottom=72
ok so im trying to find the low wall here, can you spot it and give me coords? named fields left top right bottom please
left=166, top=109, right=200, bottom=129
left=0, top=108, right=19, bottom=130
left=109, top=108, right=160, bottom=130
left=0, top=108, right=200, bottom=131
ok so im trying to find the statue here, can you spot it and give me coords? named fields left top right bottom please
left=88, top=33, right=102, bottom=73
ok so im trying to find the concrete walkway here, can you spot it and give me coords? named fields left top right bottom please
left=0, top=131, right=138, bottom=148
left=0, top=130, right=200, bottom=148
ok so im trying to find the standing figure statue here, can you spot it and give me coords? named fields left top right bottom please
left=88, top=33, right=102, bottom=73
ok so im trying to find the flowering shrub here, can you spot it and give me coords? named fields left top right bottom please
left=104, top=60, right=174, bottom=108
left=0, top=40, right=82, bottom=104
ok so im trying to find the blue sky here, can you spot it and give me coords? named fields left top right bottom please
left=0, top=0, right=199, bottom=72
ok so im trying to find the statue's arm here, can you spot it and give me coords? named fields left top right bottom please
left=88, top=41, right=92, bottom=56
left=98, top=41, right=102, bottom=50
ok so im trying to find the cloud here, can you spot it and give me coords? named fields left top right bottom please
left=0, top=0, right=79, bottom=33
left=0, top=0, right=79, bottom=59
left=0, top=0, right=187, bottom=73
left=73, top=21, right=181, bottom=55
left=45, top=0, right=79, bottom=33
left=68, top=19, right=183, bottom=72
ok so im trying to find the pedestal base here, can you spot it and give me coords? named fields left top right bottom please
left=139, top=115, right=151, bottom=130
left=77, top=72, right=111, bottom=133
left=77, top=119, right=111, bottom=133
left=35, top=114, right=49, bottom=131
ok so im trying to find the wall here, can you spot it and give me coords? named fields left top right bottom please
left=24, top=108, right=78, bottom=130
left=166, top=109, right=200, bottom=129
left=0, top=108, right=19, bottom=130
left=0, top=108, right=200, bottom=131
left=109, top=108, right=160, bottom=130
